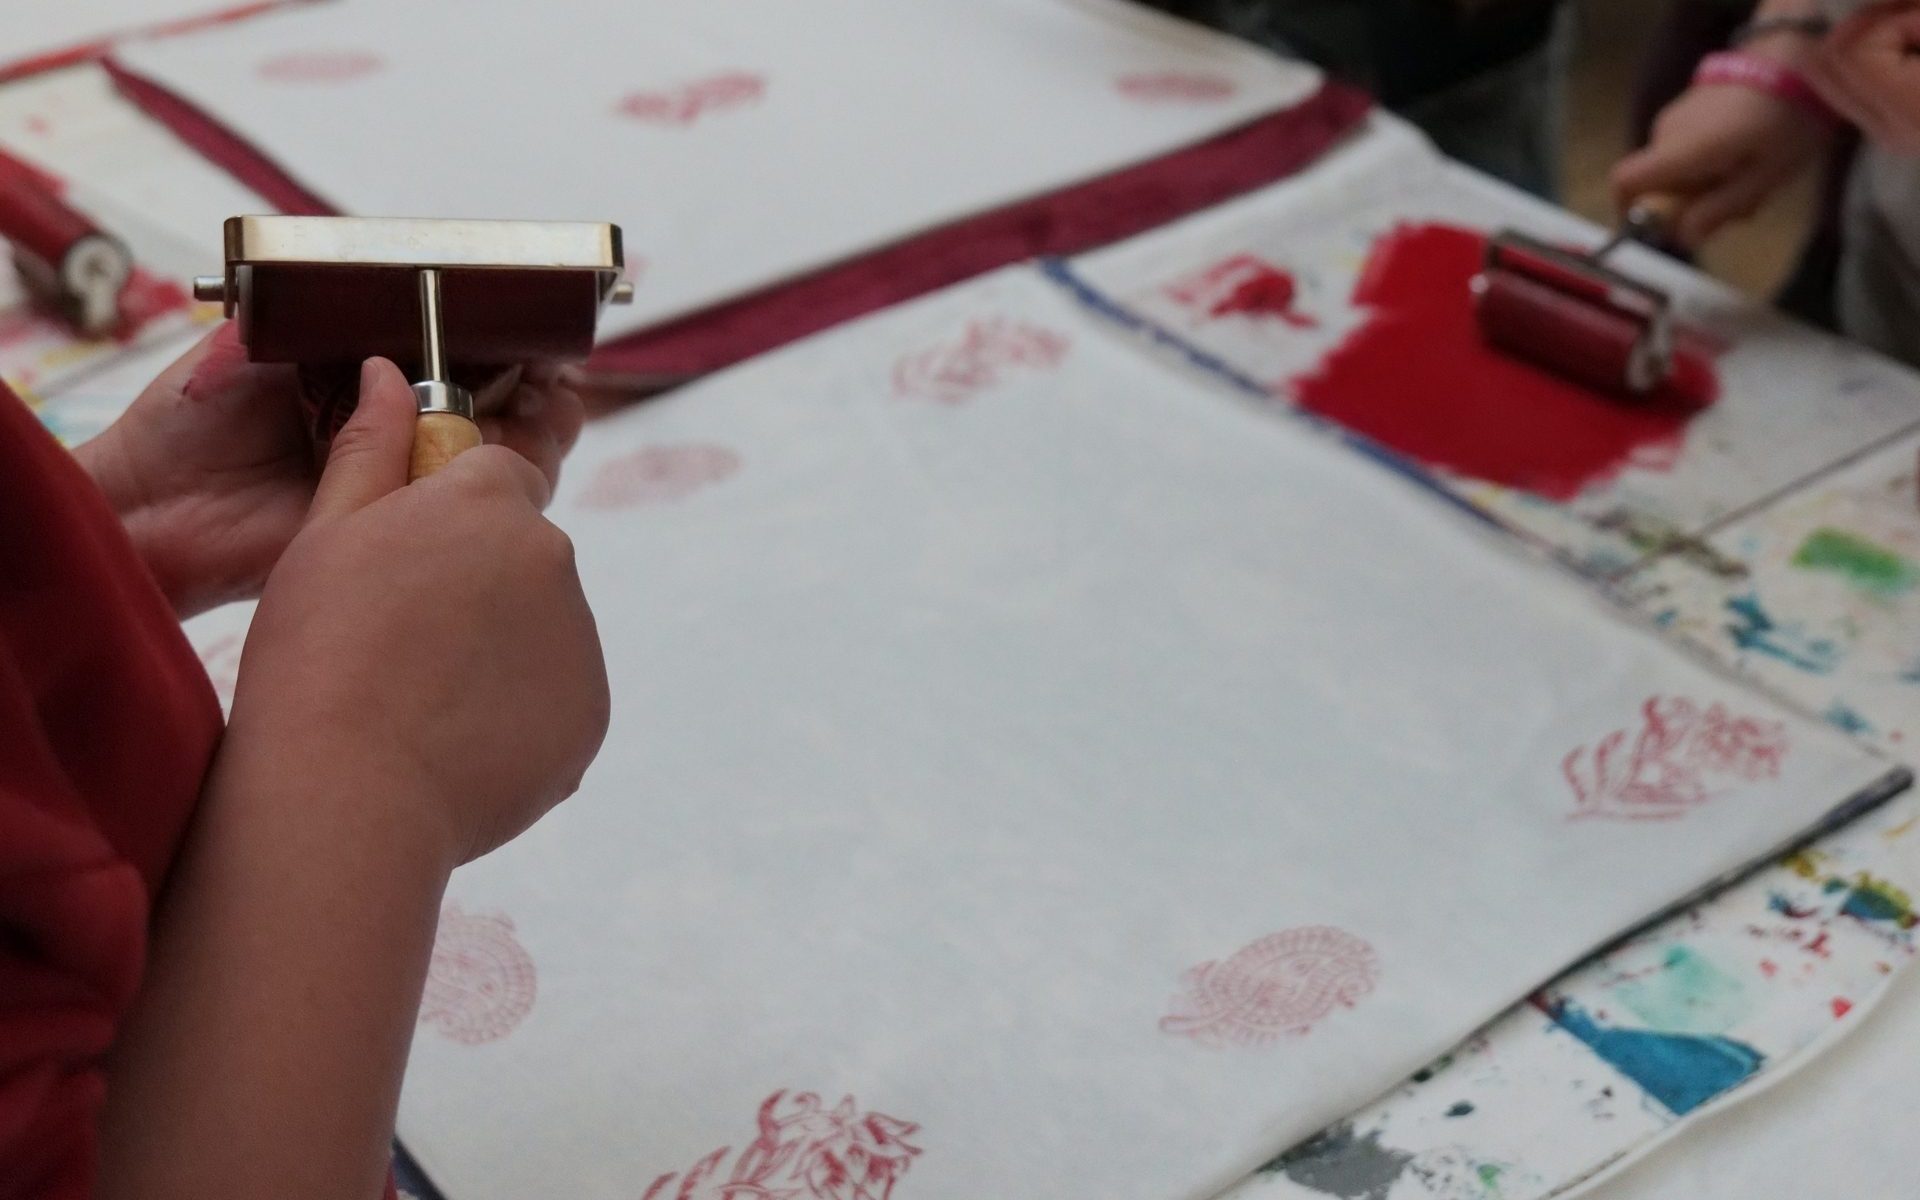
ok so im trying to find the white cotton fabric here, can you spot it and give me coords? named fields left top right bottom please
left=114, top=0, right=1324, bottom=341
left=385, top=265, right=1900, bottom=1200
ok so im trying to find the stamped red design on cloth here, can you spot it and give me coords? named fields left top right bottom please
left=618, top=71, right=767, bottom=125
left=256, top=50, right=385, bottom=83
left=892, top=317, right=1070, bottom=404
left=1161, top=927, right=1379, bottom=1045
left=419, top=904, right=537, bottom=1045
left=1565, top=696, right=1790, bottom=822
left=1117, top=71, right=1237, bottom=102
left=643, top=1090, right=923, bottom=1200
left=196, top=632, right=243, bottom=710
left=1166, top=254, right=1318, bottom=328
left=577, top=443, right=742, bottom=510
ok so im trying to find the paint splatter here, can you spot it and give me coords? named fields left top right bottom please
left=1165, top=255, right=1318, bottom=328
left=1540, top=998, right=1764, bottom=1117
left=1444, top=1101, right=1474, bottom=1118
left=1724, top=593, right=1843, bottom=675
left=1839, top=874, right=1920, bottom=930
left=617, top=71, right=766, bottom=125
left=256, top=50, right=384, bottom=83
left=1116, top=71, right=1237, bottom=102
left=1287, top=223, right=1718, bottom=501
left=643, top=1091, right=922, bottom=1200
left=1266, top=1122, right=1415, bottom=1200
left=1162, top=927, right=1378, bottom=1045
left=1791, top=528, right=1920, bottom=599
left=1612, top=946, right=1753, bottom=1036
left=420, top=905, right=537, bottom=1045
left=577, top=444, right=742, bottom=511
left=1831, top=997, right=1854, bottom=1019
left=1825, top=701, right=1874, bottom=737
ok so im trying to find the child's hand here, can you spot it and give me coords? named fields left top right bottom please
left=1611, top=63, right=1835, bottom=249
left=1808, top=1, right=1920, bottom=155
left=227, top=358, right=609, bottom=867
left=74, top=324, right=586, bottom=618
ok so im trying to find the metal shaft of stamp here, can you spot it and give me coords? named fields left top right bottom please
left=419, top=266, right=450, bottom=383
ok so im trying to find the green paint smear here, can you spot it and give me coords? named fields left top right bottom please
left=1614, top=946, right=1753, bottom=1036
left=1792, top=528, right=1920, bottom=598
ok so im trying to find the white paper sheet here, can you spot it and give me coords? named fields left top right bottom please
left=313, top=264, right=1898, bottom=1200
left=1067, top=119, right=1920, bottom=581
left=112, top=0, right=1323, bottom=341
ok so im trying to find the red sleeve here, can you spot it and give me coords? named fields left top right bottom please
left=0, top=388, right=221, bottom=1199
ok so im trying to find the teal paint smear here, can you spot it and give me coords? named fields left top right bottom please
left=1724, top=594, right=1843, bottom=675
left=1825, top=702, right=1874, bottom=737
left=1792, top=528, right=1920, bottom=599
left=1612, top=946, right=1753, bottom=1036
left=1543, top=999, right=1764, bottom=1116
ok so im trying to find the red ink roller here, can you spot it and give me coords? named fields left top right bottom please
left=0, top=148, right=133, bottom=337
left=1473, top=195, right=1682, bottom=398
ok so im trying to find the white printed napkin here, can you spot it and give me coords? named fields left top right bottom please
left=380, top=265, right=1902, bottom=1200
left=112, top=0, right=1323, bottom=341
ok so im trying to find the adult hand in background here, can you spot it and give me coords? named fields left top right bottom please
left=1807, top=0, right=1920, bottom=156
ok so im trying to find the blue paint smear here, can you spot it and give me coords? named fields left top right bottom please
left=1724, top=594, right=1842, bottom=675
left=1545, top=999, right=1765, bottom=1117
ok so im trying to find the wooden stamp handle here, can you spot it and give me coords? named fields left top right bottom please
left=409, top=410, right=483, bottom=482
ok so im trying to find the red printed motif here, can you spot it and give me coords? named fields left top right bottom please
left=643, top=1091, right=923, bottom=1200
left=1161, top=927, right=1379, bottom=1046
left=618, top=72, right=767, bottom=125
left=419, top=904, right=537, bottom=1045
left=1117, top=71, right=1238, bottom=102
left=1166, top=255, right=1318, bottom=329
left=1564, top=696, right=1790, bottom=822
left=577, top=444, right=742, bottom=511
left=892, top=317, right=1070, bottom=404
left=196, top=632, right=243, bottom=710
left=256, top=50, right=385, bottom=83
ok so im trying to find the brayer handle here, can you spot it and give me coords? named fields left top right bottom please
left=410, top=410, right=484, bottom=481
left=406, top=268, right=481, bottom=481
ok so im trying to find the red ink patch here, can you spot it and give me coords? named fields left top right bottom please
left=1288, top=223, right=1719, bottom=501
left=1832, top=997, right=1854, bottom=1019
left=618, top=71, right=766, bottom=125
left=1161, top=927, right=1379, bottom=1045
left=419, top=904, right=537, bottom=1045
left=643, top=1090, right=923, bottom=1200
left=256, top=50, right=384, bottom=83
left=1117, top=71, right=1237, bottom=102
left=578, top=444, right=742, bottom=511
left=1565, top=696, right=1789, bottom=822
left=892, top=317, right=1070, bottom=404
left=1167, top=254, right=1318, bottom=328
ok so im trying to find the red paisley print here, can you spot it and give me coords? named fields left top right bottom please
left=419, top=904, right=537, bottom=1045
left=1565, top=696, right=1790, bottom=821
left=644, top=1091, right=923, bottom=1200
left=1161, top=927, right=1379, bottom=1045
left=891, top=317, right=1070, bottom=404
left=1117, top=71, right=1237, bottom=102
left=577, top=444, right=742, bottom=511
left=618, top=71, right=767, bottom=125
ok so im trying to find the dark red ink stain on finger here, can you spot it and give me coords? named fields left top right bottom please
left=1287, top=222, right=1719, bottom=502
left=256, top=50, right=384, bottom=83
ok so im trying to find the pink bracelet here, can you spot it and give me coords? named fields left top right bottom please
left=1694, top=50, right=1841, bottom=125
